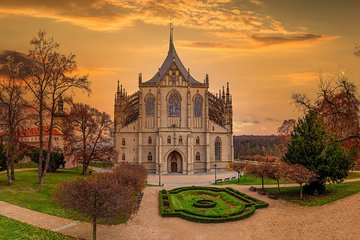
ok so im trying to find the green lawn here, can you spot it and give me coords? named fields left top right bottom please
left=14, top=161, right=38, bottom=169
left=214, top=174, right=286, bottom=186
left=347, top=171, right=360, bottom=179
left=0, top=214, right=80, bottom=240
left=215, top=171, right=360, bottom=186
left=266, top=181, right=360, bottom=206
left=0, top=169, right=91, bottom=222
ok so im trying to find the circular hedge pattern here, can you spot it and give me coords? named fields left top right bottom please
left=159, top=186, right=268, bottom=223
left=193, top=199, right=217, bottom=208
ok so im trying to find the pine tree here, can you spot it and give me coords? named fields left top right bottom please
left=284, top=110, right=353, bottom=192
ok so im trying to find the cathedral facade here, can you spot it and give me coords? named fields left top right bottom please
left=114, top=28, right=233, bottom=174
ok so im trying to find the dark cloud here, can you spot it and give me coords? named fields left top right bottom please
left=241, top=120, right=261, bottom=124
left=0, top=50, right=35, bottom=77
left=252, top=33, right=323, bottom=45
left=180, top=41, right=241, bottom=49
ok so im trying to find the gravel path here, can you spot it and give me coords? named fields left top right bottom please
left=1, top=183, right=360, bottom=240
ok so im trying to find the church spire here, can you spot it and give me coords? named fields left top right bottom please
left=169, top=21, right=174, bottom=50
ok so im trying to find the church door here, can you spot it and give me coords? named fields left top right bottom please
left=171, top=162, right=177, bottom=172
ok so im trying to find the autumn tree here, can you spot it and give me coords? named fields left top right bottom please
left=0, top=56, right=29, bottom=184
left=62, top=103, right=113, bottom=175
left=292, top=73, right=359, bottom=161
left=228, top=161, right=247, bottom=183
left=277, top=119, right=296, bottom=156
left=54, top=163, right=147, bottom=240
left=266, top=162, right=283, bottom=195
left=246, top=156, right=277, bottom=192
left=282, top=163, right=317, bottom=199
left=17, top=31, right=91, bottom=184
left=284, top=110, right=353, bottom=193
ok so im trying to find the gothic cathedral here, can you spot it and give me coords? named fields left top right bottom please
left=114, top=27, right=234, bottom=174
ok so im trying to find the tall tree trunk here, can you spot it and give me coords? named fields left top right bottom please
left=38, top=103, right=44, bottom=185
left=10, top=159, right=15, bottom=180
left=261, top=176, right=264, bottom=191
left=299, top=184, right=303, bottom=200
left=6, top=143, right=12, bottom=185
left=277, top=179, right=280, bottom=195
left=92, top=216, right=97, bottom=240
left=42, top=100, right=56, bottom=181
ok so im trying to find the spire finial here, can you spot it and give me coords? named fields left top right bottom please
left=169, top=20, right=174, bottom=48
left=117, top=80, right=120, bottom=92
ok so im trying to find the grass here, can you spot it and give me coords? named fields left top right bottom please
left=266, top=181, right=360, bottom=206
left=0, top=214, right=80, bottom=240
left=214, top=174, right=286, bottom=186
left=0, top=168, right=94, bottom=223
left=160, top=186, right=268, bottom=223
left=89, top=161, right=113, bottom=168
left=347, top=171, right=360, bottom=179
left=215, top=171, right=360, bottom=186
left=14, top=161, right=38, bottom=169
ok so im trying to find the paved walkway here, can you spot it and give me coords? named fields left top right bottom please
left=1, top=182, right=360, bottom=240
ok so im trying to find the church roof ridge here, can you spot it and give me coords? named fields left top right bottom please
left=143, top=24, right=203, bottom=86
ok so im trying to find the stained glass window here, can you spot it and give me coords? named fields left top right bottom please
left=167, top=135, right=171, bottom=144
left=148, top=152, right=152, bottom=161
left=168, top=91, right=181, bottom=117
left=194, top=95, right=202, bottom=117
left=179, top=136, right=183, bottom=144
left=145, top=94, right=155, bottom=116
left=148, top=136, right=152, bottom=144
left=215, top=137, right=221, bottom=161
left=122, top=153, right=125, bottom=161
left=196, top=136, right=200, bottom=145
left=121, top=138, right=125, bottom=146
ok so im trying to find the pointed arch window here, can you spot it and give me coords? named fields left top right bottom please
left=148, top=152, right=153, bottom=161
left=148, top=136, right=152, bottom=144
left=194, top=95, right=203, bottom=118
left=121, top=138, right=126, bottom=146
left=196, top=136, right=200, bottom=145
left=196, top=152, right=200, bottom=161
left=122, top=153, right=126, bottom=161
left=179, top=136, right=183, bottom=144
left=215, top=137, right=221, bottom=161
left=168, top=91, right=181, bottom=117
left=167, top=135, right=171, bottom=144
left=145, top=94, right=155, bottom=116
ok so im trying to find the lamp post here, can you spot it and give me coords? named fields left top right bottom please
left=214, top=163, right=217, bottom=184
left=158, top=163, right=161, bottom=186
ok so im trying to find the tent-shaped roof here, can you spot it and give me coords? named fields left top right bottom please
left=143, top=25, right=203, bottom=86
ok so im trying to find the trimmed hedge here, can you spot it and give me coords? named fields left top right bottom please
left=159, top=186, right=268, bottom=223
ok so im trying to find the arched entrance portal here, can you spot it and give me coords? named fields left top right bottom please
left=167, top=151, right=182, bottom=173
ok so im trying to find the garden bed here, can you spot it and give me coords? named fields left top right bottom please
left=159, top=186, right=268, bottom=223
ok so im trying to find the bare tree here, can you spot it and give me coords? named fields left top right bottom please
left=17, top=31, right=91, bottom=184
left=0, top=56, right=29, bottom=184
left=292, top=73, right=359, bottom=159
left=62, top=103, right=114, bottom=175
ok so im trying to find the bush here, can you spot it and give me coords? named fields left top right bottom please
left=159, top=186, right=268, bottom=223
left=30, top=148, right=65, bottom=173
left=54, top=163, right=147, bottom=240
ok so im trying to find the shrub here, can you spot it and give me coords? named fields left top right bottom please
left=30, top=148, right=65, bottom=173
left=54, top=163, right=147, bottom=240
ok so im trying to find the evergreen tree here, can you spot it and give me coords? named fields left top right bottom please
left=284, top=110, right=353, bottom=192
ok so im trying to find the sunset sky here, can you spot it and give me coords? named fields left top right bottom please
left=0, top=0, right=359, bottom=135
